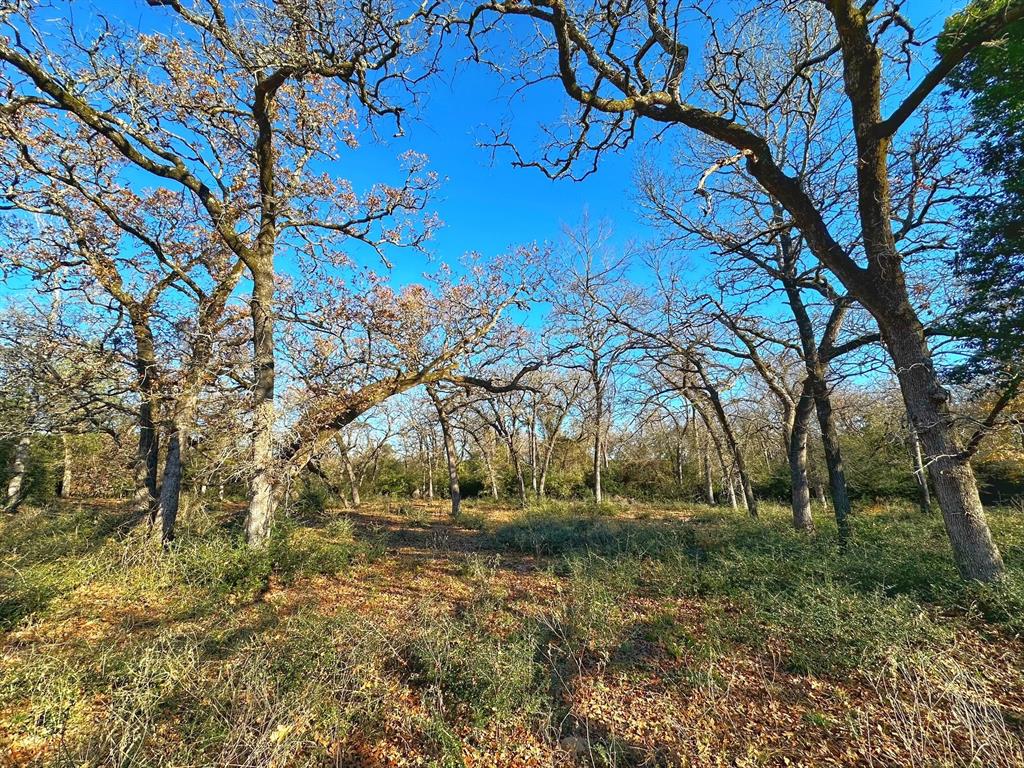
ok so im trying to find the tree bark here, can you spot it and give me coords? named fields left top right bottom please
left=789, top=387, right=815, bottom=531
left=510, top=444, right=527, bottom=506
left=4, top=434, right=30, bottom=510
left=343, top=451, right=361, bottom=508
left=592, top=384, right=604, bottom=504
left=780, top=265, right=852, bottom=539
left=724, top=465, right=738, bottom=510
left=812, top=377, right=851, bottom=541
left=131, top=318, right=160, bottom=516
left=155, top=395, right=198, bottom=546
left=908, top=424, right=932, bottom=514
left=696, top=372, right=758, bottom=517
left=59, top=433, right=72, bottom=498
left=156, top=429, right=183, bottom=545
left=884, top=315, right=1003, bottom=581
left=478, top=428, right=500, bottom=499
left=528, top=398, right=539, bottom=497
left=827, top=3, right=1003, bottom=580
left=702, top=444, right=716, bottom=505
left=428, top=387, right=461, bottom=518
left=243, top=262, right=277, bottom=547
left=426, top=435, right=435, bottom=501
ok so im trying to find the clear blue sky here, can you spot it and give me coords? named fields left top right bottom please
left=311, top=0, right=961, bottom=294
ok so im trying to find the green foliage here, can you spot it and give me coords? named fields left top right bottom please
left=943, top=9, right=1024, bottom=384
left=839, top=414, right=919, bottom=501
left=290, top=477, right=334, bottom=518
left=405, top=614, right=545, bottom=726
left=748, top=581, right=946, bottom=675
left=403, top=559, right=547, bottom=727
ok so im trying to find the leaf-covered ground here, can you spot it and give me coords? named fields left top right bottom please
left=2, top=498, right=1024, bottom=766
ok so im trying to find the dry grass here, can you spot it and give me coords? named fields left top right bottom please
left=2, top=497, right=1023, bottom=766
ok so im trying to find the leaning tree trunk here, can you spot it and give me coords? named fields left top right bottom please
left=701, top=385, right=758, bottom=517
left=788, top=389, right=815, bottom=531
left=4, top=434, right=30, bottom=511
left=244, top=263, right=277, bottom=547
left=724, top=467, right=738, bottom=510
left=712, top=439, right=738, bottom=511
left=884, top=316, right=1003, bottom=581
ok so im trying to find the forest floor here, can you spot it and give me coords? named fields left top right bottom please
left=2, top=496, right=1024, bottom=767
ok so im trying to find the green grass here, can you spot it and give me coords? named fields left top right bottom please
left=487, top=500, right=1024, bottom=676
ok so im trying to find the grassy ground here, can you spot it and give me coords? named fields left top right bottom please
left=2, top=497, right=1023, bottom=767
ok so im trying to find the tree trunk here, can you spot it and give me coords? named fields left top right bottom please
left=155, top=396, right=198, bottom=546
left=591, top=366, right=605, bottom=504
left=59, top=433, right=72, bottom=498
left=343, top=451, right=361, bottom=508
left=244, top=263, right=277, bottom=547
left=428, top=387, right=461, bottom=518
left=699, top=380, right=758, bottom=517
left=439, top=428, right=460, bottom=518
left=4, top=434, right=30, bottom=510
left=780, top=266, right=852, bottom=539
left=884, top=317, right=1003, bottom=581
left=701, top=434, right=716, bottom=505
left=811, top=377, right=852, bottom=541
left=135, top=401, right=160, bottom=518
left=538, top=440, right=555, bottom=500
left=913, top=423, right=937, bottom=514
left=483, top=431, right=499, bottom=500
left=908, top=423, right=932, bottom=515
left=509, top=445, right=527, bottom=506
left=156, top=429, right=183, bottom=545
left=528, top=403, right=539, bottom=497
left=676, top=433, right=685, bottom=488
left=129, top=318, right=161, bottom=516
left=789, top=388, right=815, bottom=531
left=713, top=440, right=738, bottom=511
left=426, top=436, right=435, bottom=501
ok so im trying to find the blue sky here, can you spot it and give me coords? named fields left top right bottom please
left=3, top=0, right=964, bottom=302
left=332, top=0, right=961, bottom=276
left=332, top=35, right=652, bottom=280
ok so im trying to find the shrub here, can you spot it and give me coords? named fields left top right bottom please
left=748, top=580, right=948, bottom=675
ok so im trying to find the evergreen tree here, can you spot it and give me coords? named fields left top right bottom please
left=944, top=10, right=1024, bottom=387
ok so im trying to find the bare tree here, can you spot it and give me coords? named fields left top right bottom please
left=546, top=222, right=637, bottom=504
left=469, top=0, right=1023, bottom=580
